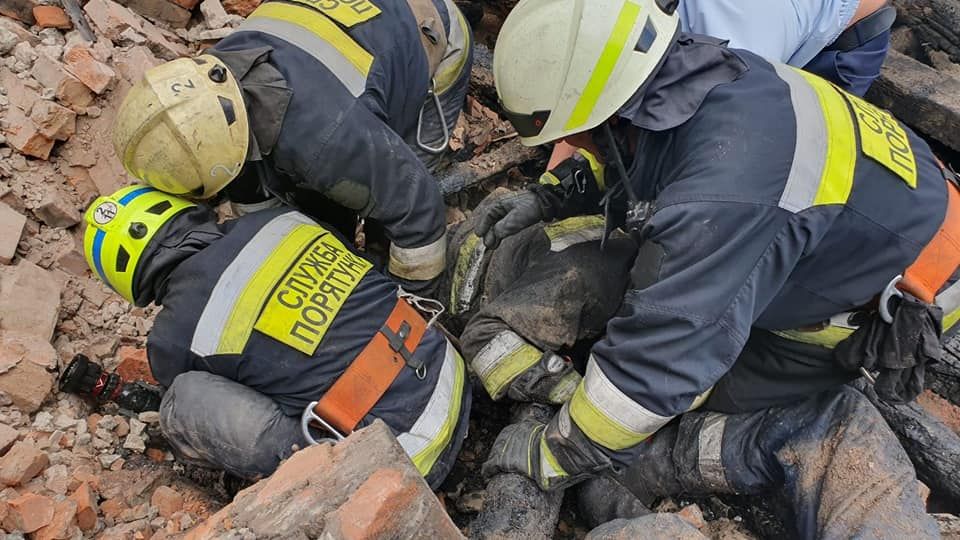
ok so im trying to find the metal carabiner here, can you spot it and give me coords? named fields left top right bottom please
left=300, top=401, right=345, bottom=446
left=879, top=274, right=904, bottom=324
left=416, top=79, right=450, bottom=155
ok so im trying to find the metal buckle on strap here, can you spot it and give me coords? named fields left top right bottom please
left=879, top=274, right=904, bottom=324
left=416, top=79, right=450, bottom=154
left=301, top=400, right=345, bottom=446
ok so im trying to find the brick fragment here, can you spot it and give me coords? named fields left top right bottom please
left=188, top=421, right=464, bottom=539
left=2, top=106, right=55, bottom=160
left=0, top=333, right=57, bottom=413
left=84, top=0, right=143, bottom=40
left=169, top=0, right=200, bottom=10
left=152, top=486, right=184, bottom=518
left=221, top=0, right=260, bottom=17
left=0, top=17, right=39, bottom=46
left=0, top=441, right=48, bottom=486
left=0, top=0, right=39, bottom=24
left=139, top=20, right=189, bottom=60
left=200, top=0, right=230, bottom=29
left=100, top=497, right=128, bottom=522
left=3, top=492, right=54, bottom=533
left=676, top=504, right=705, bottom=530
left=116, top=0, right=191, bottom=27
left=29, top=100, right=77, bottom=141
left=33, top=499, right=77, bottom=540
left=0, top=261, right=63, bottom=341
left=113, top=45, right=161, bottom=85
left=31, top=54, right=95, bottom=109
left=0, top=423, right=18, bottom=455
left=116, top=346, right=158, bottom=385
left=70, top=481, right=99, bottom=530
left=35, top=192, right=81, bottom=228
left=0, top=202, right=26, bottom=265
left=33, top=5, right=72, bottom=29
left=0, top=67, right=42, bottom=112
left=63, top=45, right=116, bottom=94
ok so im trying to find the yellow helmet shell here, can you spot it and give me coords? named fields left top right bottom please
left=113, top=55, right=250, bottom=199
left=83, top=185, right=197, bottom=304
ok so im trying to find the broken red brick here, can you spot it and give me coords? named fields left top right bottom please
left=0, top=333, right=57, bottom=413
left=676, top=504, right=706, bottom=530
left=64, top=45, right=116, bottom=94
left=32, top=5, right=71, bottom=28
left=4, top=493, right=54, bottom=533
left=0, top=17, right=39, bottom=45
left=326, top=468, right=421, bottom=540
left=116, top=346, right=158, bottom=385
left=0, top=67, right=43, bottom=113
left=33, top=499, right=78, bottom=540
left=100, top=498, right=128, bottom=523
left=0, top=423, right=18, bottom=455
left=0, top=261, right=63, bottom=342
left=32, top=54, right=95, bottom=109
left=0, top=441, right=49, bottom=486
left=71, top=481, right=99, bottom=531
left=120, top=0, right=191, bottom=27
left=221, top=0, right=260, bottom=17
left=169, top=0, right=201, bottom=10
left=0, top=0, right=39, bottom=24
left=113, top=45, right=161, bottom=85
left=83, top=0, right=143, bottom=40
left=138, top=19, right=189, bottom=60
left=35, top=192, right=81, bottom=228
left=152, top=486, right=184, bottom=518
left=2, top=106, right=55, bottom=160
left=0, top=202, right=26, bottom=265
left=29, top=100, right=77, bottom=141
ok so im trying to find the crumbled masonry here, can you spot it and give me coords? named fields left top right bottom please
left=2, top=0, right=960, bottom=538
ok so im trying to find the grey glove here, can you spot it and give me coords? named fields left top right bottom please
left=482, top=405, right=611, bottom=491
left=476, top=186, right=560, bottom=249
left=506, top=352, right=581, bottom=405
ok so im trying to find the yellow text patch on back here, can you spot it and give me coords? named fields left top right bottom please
left=254, top=234, right=372, bottom=355
left=844, top=93, right=917, bottom=188
left=287, top=0, right=381, bottom=27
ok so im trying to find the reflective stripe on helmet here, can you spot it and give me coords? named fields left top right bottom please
left=564, top=1, right=643, bottom=131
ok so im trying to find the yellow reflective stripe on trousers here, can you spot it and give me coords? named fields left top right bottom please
left=773, top=64, right=857, bottom=211
left=397, top=339, right=466, bottom=475
left=471, top=331, right=542, bottom=400
left=543, top=215, right=605, bottom=252
left=191, top=212, right=318, bottom=356
left=434, top=0, right=471, bottom=94
left=449, top=232, right=485, bottom=315
left=772, top=326, right=854, bottom=349
left=242, top=3, right=372, bottom=97
left=564, top=1, right=642, bottom=131
left=937, top=279, right=960, bottom=332
left=539, top=433, right=567, bottom=483
left=568, top=357, right=673, bottom=451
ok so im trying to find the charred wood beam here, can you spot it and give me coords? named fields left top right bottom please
left=467, top=404, right=563, bottom=540
left=853, top=379, right=960, bottom=504
left=866, top=50, right=960, bottom=153
left=439, top=139, right=544, bottom=196
left=890, top=0, right=960, bottom=62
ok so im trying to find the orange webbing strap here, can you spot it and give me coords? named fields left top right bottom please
left=313, top=299, right=427, bottom=434
left=901, top=180, right=960, bottom=303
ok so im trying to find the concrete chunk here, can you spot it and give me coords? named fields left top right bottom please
left=0, top=261, right=63, bottom=341
left=0, top=202, right=26, bottom=265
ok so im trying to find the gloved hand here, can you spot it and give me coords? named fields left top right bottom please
left=506, top=352, right=581, bottom=405
left=482, top=406, right=611, bottom=491
left=475, top=186, right=560, bottom=250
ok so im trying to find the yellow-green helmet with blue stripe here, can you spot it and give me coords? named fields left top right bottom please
left=83, top=185, right=196, bottom=304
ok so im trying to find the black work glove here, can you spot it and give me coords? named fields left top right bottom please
left=475, top=185, right=562, bottom=250
left=835, top=295, right=942, bottom=403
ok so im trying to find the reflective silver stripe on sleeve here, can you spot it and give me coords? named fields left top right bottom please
left=389, top=235, right=446, bottom=281
left=450, top=233, right=486, bottom=315
left=238, top=18, right=368, bottom=97
left=190, top=211, right=313, bottom=356
left=580, top=356, right=674, bottom=435
left=470, top=330, right=526, bottom=381
left=697, top=413, right=730, bottom=491
left=397, top=339, right=465, bottom=474
left=772, top=62, right=829, bottom=213
left=549, top=226, right=604, bottom=252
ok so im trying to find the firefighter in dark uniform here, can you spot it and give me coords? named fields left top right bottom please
left=82, top=185, right=470, bottom=488
left=112, top=0, right=473, bottom=294
left=476, top=0, right=959, bottom=536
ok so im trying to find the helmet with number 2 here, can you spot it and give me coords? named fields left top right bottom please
left=494, top=0, right=679, bottom=146
left=83, top=185, right=196, bottom=305
left=113, top=54, right=250, bottom=199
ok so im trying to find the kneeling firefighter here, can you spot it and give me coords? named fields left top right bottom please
left=112, top=0, right=473, bottom=295
left=477, top=0, right=959, bottom=536
left=82, top=185, right=470, bottom=487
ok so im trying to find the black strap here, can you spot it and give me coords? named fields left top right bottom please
left=825, top=5, right=897, bottom=52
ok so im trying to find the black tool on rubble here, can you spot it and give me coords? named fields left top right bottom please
left=59, top=354, right=162, bottom=413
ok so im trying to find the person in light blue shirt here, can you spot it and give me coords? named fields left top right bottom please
left=678, top=0, right=893, bottom=95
